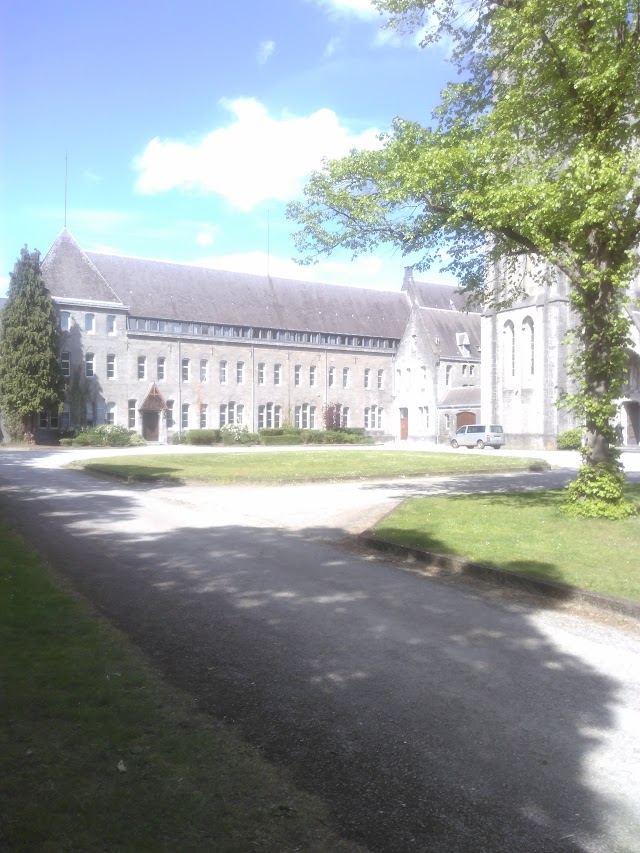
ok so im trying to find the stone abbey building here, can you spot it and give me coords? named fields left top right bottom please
left=21, top=229, right=640, bottom=447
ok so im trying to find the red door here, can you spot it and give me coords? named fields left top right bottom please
left=400, top=408, right=408, bottom=440
left=456, top=411, right=476, bottom=430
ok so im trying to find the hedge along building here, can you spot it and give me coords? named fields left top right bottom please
left=36, top=230, right=482, bottom=444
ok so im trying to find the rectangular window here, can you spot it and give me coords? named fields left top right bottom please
left=274, top=364, right=281, bottom=385
left=85, top=353, right=94, bottom=378
left=85, top=313, right=95, bottom=334
left=61, top=351, right=70, bottom=378
left=107, top=353, right=116, bottom=379
left=342, top=367, right=349, bottom=388
left=364, top=407, right=369, bottom=429
left=200, top=404, right=207, bottom=429
left=138, top=355, right=146, bottom=380
left=294, top=365, right=301, bottom=386
left=157, top=357, right=165, bottom=381
left=200, top=359, right=208, bottom=383
left=309, top=365, right=317, bottom=386
left=220, top=360, right=227, bottom=383
left=86, top=401, right=94, bottom=426
left=258, top=404, right=265, bottom=429
left=106, top=315, right=116, bottom=334
left=50, top=411, right=59, bottom=428
left=328, top=366, right=335, bottom=387
left=60, top=311, right=70, bottom=332
left=378, top=369, right=384, bottom=390
left=128, top=400, right=136, bottom=429
left=377, top=407, right=383, bottom=429
left=301, top=403, right=308, bottom=429
left=166, top=401, right=174, bottom=428
left=106, top=403, right=115, bottom=425
left=39, top=412, right=48, bottom=428
left=237, top=361, right=244, bottom=383
left=258, top=363, right=265, bottom=385
left=309, top=406, right=316, bottom=429
left=341, top=406, right=349, bottom=428
left=236, top=404, right=244, bottom=425
left=274, top=405, right=281, bottom=428
left=181, top=403, right=189, bottom=430
left=295, top=405, right=301, bottom=428
left=364, top=368, right=371, bottom=389
left=266, top=402, right=273, bottom=428
left=182, top=358, right=190, bottom=382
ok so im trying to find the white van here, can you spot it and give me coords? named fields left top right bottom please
left=451, top=424, right=505, bottom=449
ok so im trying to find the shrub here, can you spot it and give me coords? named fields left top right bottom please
left=561, top=463, right=637, bottom=519
left=261, top=434, right=304, bottom=446
left=557, top=428, right=583, bottom=450
left=259, top=428, right=285, bottom=437
left=171, top=432, right=187, bottom=445
left=186, top=429, right=221, bottom=445
left=70, top=425, right=144, bottom=448
left=220, top=424, right=260, bottom=445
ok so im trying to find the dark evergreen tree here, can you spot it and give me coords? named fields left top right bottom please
left=0, top=247, right=66, bottom=436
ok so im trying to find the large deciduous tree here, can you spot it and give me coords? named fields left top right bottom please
left=289, top=0, right=640, bottom=518
left=0, top=247, right=66, bottom=438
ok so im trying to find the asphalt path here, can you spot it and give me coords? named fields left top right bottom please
left=1, top=447, right=639, bottom=853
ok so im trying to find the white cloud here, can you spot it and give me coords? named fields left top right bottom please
left=257, top=39, right=275, bottom=64
left=312, top=0, right=378, bottom=18
left=195, top=226, right=217, bottom=246
left=134, top=98, right=382, bottom=210
left=324, top=35, right=341, bottom=58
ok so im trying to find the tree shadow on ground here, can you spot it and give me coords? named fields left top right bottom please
left=0, top=455, right=638, bottom=853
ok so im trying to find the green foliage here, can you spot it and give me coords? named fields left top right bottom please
left=170, top=432, right=187, bottom=445
left=561, top=464, right=637, bottom=520
left=0, top=247, right=66, bottom=430
left=303, top=429, right=370, bottom=445
left=220, top=423, right=260, bottom=445
left=261, top=434, right=304, bottom=446
left=557, top=428, right=583, bottom=451
left=71, top=425, right=144, bottom=448
left=185, top=429, right=221, bottom=445
left=290, top=0, right=640, bottom=516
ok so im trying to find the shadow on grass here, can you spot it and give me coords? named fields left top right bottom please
left=0, top=450, right=637, bottom=853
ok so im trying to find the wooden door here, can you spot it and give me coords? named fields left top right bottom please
left=142, top=411, right=159, bottom=441
left=399, top=408, right=408, bottom=440
left=456, top=411, right=476, bottom=430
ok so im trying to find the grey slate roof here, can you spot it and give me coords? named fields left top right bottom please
left=438, top=386, right=481, bottom=408
left=42, top=230, right=123, bottom=305
left=412, top=281, right=479, bottom=313
left=86, top=251, right=411, bottom=337
left=417, top=306, right=481, bottom=359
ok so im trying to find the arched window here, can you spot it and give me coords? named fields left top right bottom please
left=522, top=317, right=534, bottom=376
left=503, top=321, right=515, bottom=379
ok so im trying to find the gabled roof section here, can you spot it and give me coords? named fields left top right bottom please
left=42, top=230, right=123, bottom=305
left=139, top=383, right=167, bottom=413
left=416, top=306, right=481, bottom=359
left=84, top=252, right=410, bottom=337
left=412, top=280, right=480, bottom=313
left=438, top=386, right=481, bottom=408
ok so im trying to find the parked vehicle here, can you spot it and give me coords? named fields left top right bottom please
left=450, top=424, right=505, bottom=449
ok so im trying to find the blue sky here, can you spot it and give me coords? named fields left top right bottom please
left=1, top=0, right=455, bottom=296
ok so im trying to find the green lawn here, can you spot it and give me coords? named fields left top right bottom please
left=72, top=449, right=545, bottom=484
left=0, top=524, right=363, bottom=852
left=372, top=486, right=640, bottom=600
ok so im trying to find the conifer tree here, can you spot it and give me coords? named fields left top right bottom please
left=0, top=247, right=66, bottom=436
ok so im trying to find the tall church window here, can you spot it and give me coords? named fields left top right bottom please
left=503, top=321, right=515, bottom=379
left=522, top=317, right=534, bottom=376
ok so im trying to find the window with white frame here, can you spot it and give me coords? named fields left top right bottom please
left=377, top=369, right=384, bottom=389
left=274, top=364, right=281, bottom=385
left=182, top=358, right=190, bottom=382
left=200, top=404, right=207, bottom=429
left=61, top=351, right=70, bottom=378
left=341, top=406, right=349, bottom=428
left=85, top=353, right=94, bottom=377
left=128, top=399, right=136, bottom=428
left=258, top=404, right=265, bottom=429
left=294, top=364, right=301, bottom=386
left=219, top=360, right=227, bottom=383
left=237, top=361, right=244, bottom=384
left=309, top=365, right=317, bottom=386
left=181, top=403, right=189, bottom=430
left=60, top=311, right=70, bottom=332
left=106, top=315, right=116, bottom=334
left=236, top=403, right=244, bottom=425
left=445, top=365, right=452, bottom=386
left=138, top=355, right=146, bottom=380
left=328, top=366, right=336, bottom=387
left=157, top=357, right=165, bottom=381
left=85, top=313, right=95, bottom=334
left=106, top=403, right=116, bottom=425
left=364, top=368, right=371, bottom=389
left=86, top=401, right=95, bottom=426
left=200, top=359, right=208, bottom=383
left=445, top=413, right=451, bottom=429
left=470, top=365, right=475, bottom=376
left=364, top=406, right=370, bottom=429
left=342, top=367, right=350, bottom=388
left=309, top=405, right=316, bottom=428
left=106, top=353, right=116, bottom=379
left=258, top=363, right=265, bottom=385
left=166, top=400, right=174, bottom=428
left=274, top=405, right=281, bottom=427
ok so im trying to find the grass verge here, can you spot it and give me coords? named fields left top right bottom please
left=0, top=523, right=363, bottom=852
left=371, top=486, right=640, bottom=601
left=70, top=449, right=545, bottom=485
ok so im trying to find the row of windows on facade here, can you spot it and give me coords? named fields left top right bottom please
left=395, top=363, right=476, bottom=391
left=60, top=311, right=398, bottom=351
left=39, top=401, right=385, bottom=431
left=71, top=352, right=387, bottom=389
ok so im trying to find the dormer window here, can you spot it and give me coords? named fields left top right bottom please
left=456, top=332, right=471, bottom=356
